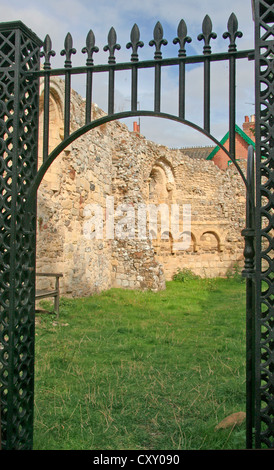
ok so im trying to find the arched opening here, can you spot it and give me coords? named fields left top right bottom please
left=149, top=157, right=175, bottom=203
left=200, top=230, right=221, bottom=253
left=149, top=166, right=167, bottom=200
left=29, top=97, right=248, bottom=294
left=176, top=231, right=197, bottom=253
left=29, top=84, right=249, bottom=452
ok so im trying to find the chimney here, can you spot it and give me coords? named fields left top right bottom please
left=133, top=121, right=140, bottom=134
left=245, top=115, right=249, bottom=123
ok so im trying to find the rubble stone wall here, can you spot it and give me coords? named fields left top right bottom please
left=36, top=79, right=246, bottom=296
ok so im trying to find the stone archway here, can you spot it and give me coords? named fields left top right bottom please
left=149, top=157, right=175, bottom=203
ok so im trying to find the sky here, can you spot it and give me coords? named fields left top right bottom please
left=1, top=0, right=255, bottom=148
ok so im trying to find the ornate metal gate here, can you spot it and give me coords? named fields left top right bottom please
left=0, top=0, right=273, bottom=449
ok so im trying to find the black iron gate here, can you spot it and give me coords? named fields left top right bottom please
left=0, top=0, right=273, bottom=449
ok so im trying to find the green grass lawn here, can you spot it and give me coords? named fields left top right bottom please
left=33, top=277, right=247, bottom=450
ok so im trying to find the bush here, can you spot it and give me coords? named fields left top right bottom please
left=172, top=268, right=200, bottom=282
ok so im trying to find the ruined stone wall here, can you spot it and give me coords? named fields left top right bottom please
left=36, top=78, right=246, bottom=296
left=37, top=79, right=114, bottom=296
left=151, top=152, right=246, bottom=279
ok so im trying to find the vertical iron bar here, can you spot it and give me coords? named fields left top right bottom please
left=246, top=267, right=253, bottom=450
left=246, top=277, right=256, bottom=449
left=82, top=30, right=98, bottom=124
left=64, top=70, right=71, bottom=138
left=131, top=65, right=138, bottom=112
left=61, top=33, right=76, bottom=139
left=104, top=28, right=120, bottom=116
left=40, top=35, right=55, bottom=162
left=154, top=61, right=161, bottom=113
left=246, top=276, right=255, bottom=448
left=173, top=19, right=191, bottom=119
left=204, top=57, right=210, bottom=132
left=229, top=55, right=236, bottom=159
left=43, top=71, right=50, bottom=162
left=198, top=15, right=216, bottom=133
left=108, top=67, right=115, bottom=115
left=178, top=61, right=186, bottom=119
left=127, top=23, right=143, bottom=111
left=223, top=13, right=242, bottom=159
left=85, top=68, right=93, bottom=124
left=243, top=146, right=255, bottom=449
left=149, top=22, right=166, bottom=113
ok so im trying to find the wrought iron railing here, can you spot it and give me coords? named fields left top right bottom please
left=27, top=14, right=254, bottom=167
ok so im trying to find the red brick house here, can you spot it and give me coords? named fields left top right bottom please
left=206, top=116, right=255, bottom=170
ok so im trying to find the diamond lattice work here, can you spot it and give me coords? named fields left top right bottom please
left=0, top=24, right=41, bottom=450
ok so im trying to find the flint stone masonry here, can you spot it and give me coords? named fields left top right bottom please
left=36, top=78, right=246, bottom=296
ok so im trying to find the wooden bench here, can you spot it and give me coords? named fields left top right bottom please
left=35, top=273, right=63, bottom=318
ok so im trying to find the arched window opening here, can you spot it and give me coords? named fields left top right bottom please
left=200, top=231, right=221, bottom=253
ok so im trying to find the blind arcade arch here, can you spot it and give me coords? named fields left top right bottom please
left=0, top=1, right=273, bottom=449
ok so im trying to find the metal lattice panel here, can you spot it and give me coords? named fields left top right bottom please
left=0, top=22, right=42, bottom=450
left=254, top=0, right=274, bottom=449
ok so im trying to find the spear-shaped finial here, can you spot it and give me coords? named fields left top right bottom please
left=197, top=15, right=217, bottom=54
left=223, top=13, right=243, bottom=52
left=82, top=29, right=99, bottom=65
left=40, top=35, right=56, bottom=70
left=103, top=27, right=121, bottom=64
left=60, top=32, right=76, bottom=67
left=173, top=19, right=192, bottom=57
left=126, top=24, right=144, bottom=62
left=149, top=21, right=168, bottom=59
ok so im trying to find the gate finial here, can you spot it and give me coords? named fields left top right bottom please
left=173, top=19, right=192, bottom=57
left=82, top=30, right=99, bottom=65
left=103, top=27, right=121, bottom=64
left=149, top=21, right=168, bottom=59
left=223, top=13, right=243, bottom=52
left=40, top=35, right=56, bottom=70
left=197, top=15, right=217, bottom=54
left=126, top=24, right=144, bottom=62
left=61, top=32, right=76, bottom=67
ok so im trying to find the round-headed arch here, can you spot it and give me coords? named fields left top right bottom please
left=25, top=110, right=248, bottom=212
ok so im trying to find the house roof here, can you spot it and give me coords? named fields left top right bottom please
left=180, top=146, right=215, bottom=160
left=206, top=125, right=255, bottom=161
